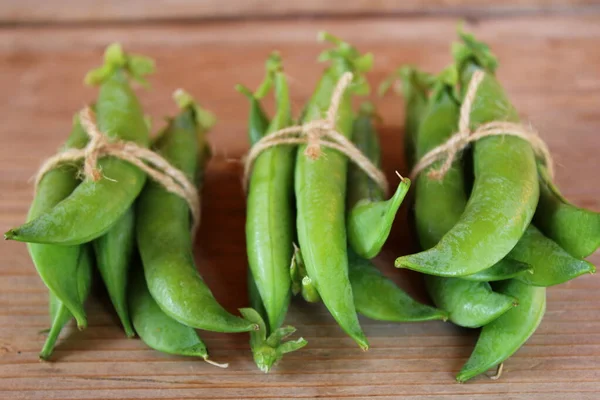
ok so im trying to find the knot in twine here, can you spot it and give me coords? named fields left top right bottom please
left=243, top=72, right=389, bottom=193
left=410, top=70, right=554, bottom=180
left=35, top=107, right=201, bottom=232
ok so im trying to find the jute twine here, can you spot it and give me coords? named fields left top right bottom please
left=35, top=107, right=201, bottom=233
left=242, top=72, right=389, bottom=194
left=410, top=70, right=554, bottom=180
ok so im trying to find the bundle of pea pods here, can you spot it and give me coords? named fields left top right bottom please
left=6, top=29, right=599, bottom=382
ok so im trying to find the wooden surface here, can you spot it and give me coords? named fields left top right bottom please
left=2, top=0, right=600, bottom=23
left=1, top=13, right=600, bottom=400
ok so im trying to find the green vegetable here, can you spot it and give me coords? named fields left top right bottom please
left=396, top=31, right=539, bottom=277
left=244, top=53, right=295, bottom=333
left=6, top=43, right=152, bottom=245
left=456, top=280, right=546, bottom=382
left=93, top=206, right=135, bottom=337
left=294, top=32, right=372, bottom=350
left=138, top=91, right=256, bottom=333
left=534, top=165, right=600, bottom=258
left=346, top=103, right=411, bottom=259
left=129, top=265, right=227, bottom=367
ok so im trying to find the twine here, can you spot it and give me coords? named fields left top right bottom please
left=410, top=70, right=554, bottom=180
left=34, top=107, right=201, bottom=233
left=242, top=72, right=389, bottom=193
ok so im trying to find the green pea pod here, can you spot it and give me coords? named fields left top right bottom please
left=349, top=250, right=447, bottom=322
left=138, top=91, right=255, bottom=333
left=424, top=276, right=516, bottom=328
left=244, top=279, right=307, bottom=373
left=128, top=266, right=227, bottom=367
left=347, top=103, right=411, bottom=259
left=457, top=280, right=546, bottom=382
left=6, top=43, right=152, bottom=245
left=245, top=54, right=295, bottom=332
left=534, top=165, right=600, bottom=258
left=509, top=225, right=595, bottom=287
left=295, top=32, right=372, bottom=350
left=406, top=69, right=521, bottom=326
left=379, top=67, right=434, bottom=168
left=40, top=245, right=93, bottom=360
left=93, top=206, right=135, bottom=337
left=461, top=258, right=533, bottom=282
left=27, top=116, right=90, bottom=329
left=396, top=30, right=539, bottom=276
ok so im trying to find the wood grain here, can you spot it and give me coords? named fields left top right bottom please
left=1, top=0, right=600, bottom=24
left=0, top=15, right=599, bottom=400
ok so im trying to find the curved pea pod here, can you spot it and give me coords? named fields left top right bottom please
left=128, top=267, right=226, bottom=367
left=349, top=250, right=447, bottom=322
left=424, top=276, right=516, bottom=328
left=295, top=32, right=372, bottom=350
left=93, top=207, right=135, bottom=337
left=27, top=116, right=90, bottom=329
left=396, top=31, right=539, bottom=277
left=347, top=103, right=411, bottom=259
left=461, top=258, right=533, bottom=282
left=245, top=278, right=307, bottom=373
left=509, top=225, right=595, bottom=287
left=138, top=91, right=255, bottom=333
left=534, top=165, right=600, bottom=258
left=245, top=54, right=295, bottom=332
left=457, top=280, right=546, bottom=382
left=40, top=245, right=93, bottom=360
left=6, top=43, right=152, bottom=245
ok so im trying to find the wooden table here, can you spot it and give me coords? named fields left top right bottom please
left=1, top=2, right=599, bottom=399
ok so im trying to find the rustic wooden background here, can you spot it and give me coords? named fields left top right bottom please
left=1, top=1, right=599, bottom=399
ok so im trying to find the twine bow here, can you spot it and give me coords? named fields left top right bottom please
left=410, top=70, right=554, bottom=180
left=243, top=72, right=389, bottom=193
left=35, top=107, right=201, bottom=232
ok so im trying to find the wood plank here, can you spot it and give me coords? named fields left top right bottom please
left=1, top=0, right=600, bottom=24
left=0, top=15, right=598, bottom=399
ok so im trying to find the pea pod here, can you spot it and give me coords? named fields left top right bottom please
left=456, top=279, right=546, bottom=382
left=424, top=276, right=516, bottom=328
left=348, top=250, right=447, bottom=322
left=6, top=44, right=153, bottom=245
left=93, top=207, right=135, bottom=337
left=407, top=68, right=520, bottom=325
left=295, top=32, right=372, bottom=350
left=138, top=91, right=255, bottom=333
left=128, top=265, right=226, bottom=367
left=509, top=225, right=595, bottom=287
left=40, top=245, right=93, bottom=360
left=346, top=103, right=411, bottom=259
left=461, top=259, right=533, bottom=282
left=244, top=54, right=295, bottom=333
left=27, top=115, right=90, bottom=330
left=396, top=30, right=539, bottom=277
left=244, top=279, right=307, bottom=373
left=534, top=165, right=600, bottom=258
